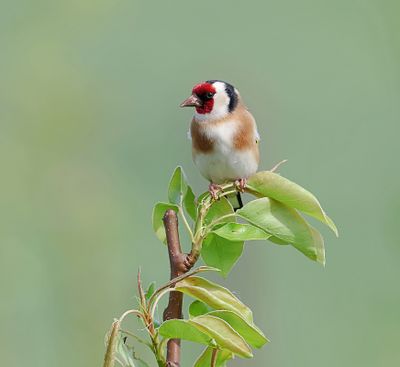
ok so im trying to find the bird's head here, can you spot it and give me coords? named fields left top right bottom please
left=180, top=80, right=239, bottom=121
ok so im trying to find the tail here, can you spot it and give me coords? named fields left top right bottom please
left=227, top=192, right=243, bottom=211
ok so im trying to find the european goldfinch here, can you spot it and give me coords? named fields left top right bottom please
left=180, top=80, right=260, bottom=209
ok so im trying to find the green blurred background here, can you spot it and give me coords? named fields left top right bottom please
left=1, top=0, right=399, bottom=366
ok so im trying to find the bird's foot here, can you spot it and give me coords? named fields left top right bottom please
left=208, top=182, right=221, bottom=200
left=235, top=178, right=247, bottom=193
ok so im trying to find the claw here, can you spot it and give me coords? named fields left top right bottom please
left=208, top=182, right=221, bottom=200
left=235, top=178, right=247, bottom=193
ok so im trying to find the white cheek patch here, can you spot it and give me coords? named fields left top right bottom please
left=194, top=82, right=230, bottom=121
left=213, top=82, right=229, bottom=111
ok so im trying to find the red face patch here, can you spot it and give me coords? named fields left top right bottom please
left=192, top=82, right=216, bottom=114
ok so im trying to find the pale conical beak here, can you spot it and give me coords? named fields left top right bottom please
left=180, top=94, right=202, bottom=108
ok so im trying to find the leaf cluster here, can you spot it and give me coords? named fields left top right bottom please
left=103, top=165, right=337, bottom=366
left=154, top=166, right=337, bottom=274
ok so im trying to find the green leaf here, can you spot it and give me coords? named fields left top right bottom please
left=184, top=185, right=197, bottom=221
left=310, top=225, right=325, bottom=266
left=120, top=331, right=152, bottom=349
left=201, top=234, right=244, bottom=276
left=158, top=319, right=213, bottom=345
left=212, top=223, right=271, bottom=241
left=168, top=166, right=188, bottom=205
left=190, top=315, right=253, bottom=358
left=205, top=197, right=235, bottom=226
left=115, top=335, right=136, bottom=367
left=247, top=171, right=338, bottom=236
left=144, top=282, right=155, bottom=301
left=159, top=317, right=253, bottom=359
left=194, top=347, right=233, bottom=367
left=237, top=198, right=325, bottom=265
left=152, top=202, right=179, bottom=243
left=168, top=166, right=197, bottom=221
left=189, top=300, right=212, bottom=318
left=268, top=236, right=289, bottom=245
left=132, top=360, right=149, bottom=367
left=206, top=310, right=268, bottom=349
left=175, top=276, right=253, bottom=323
left=115, top=335, right=150, bottom=367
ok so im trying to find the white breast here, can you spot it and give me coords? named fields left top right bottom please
left=193, top=119, right=258, bottom=183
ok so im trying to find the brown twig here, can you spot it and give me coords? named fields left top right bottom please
left=211, top=348, right=218, bottom=367
left=162, top=209, right=197, bottom=367
left=137, top=268, right=146, bottom=307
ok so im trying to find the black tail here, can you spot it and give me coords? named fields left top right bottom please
left=227, top=192, right=243, bottom=211
left=228, top=192, right=243, bottom=211
left=234, top=192, right=243, bottom=211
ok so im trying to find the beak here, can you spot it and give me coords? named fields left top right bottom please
left=180, top=94, right=202, bottom=108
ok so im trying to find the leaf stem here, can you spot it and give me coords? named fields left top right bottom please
left=211, top=348, right=219, bottom=367
left=269, top=159, right=288, bottom=172
left=210, top=213, right=236, bottom=226
left=149, top=287, right=173, bottom=320
left=118, top=309, right=143, bottom=324
left=219, top=189, right=237, bottom=198
left=179, top=207, right=194, bottom=240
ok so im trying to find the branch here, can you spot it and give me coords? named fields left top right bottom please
left=162, top=209, right=198, bottom=367
left=211, top=349, right=218, bottom=367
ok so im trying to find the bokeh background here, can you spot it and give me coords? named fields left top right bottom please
left=1, top=0, right=399, bottom=366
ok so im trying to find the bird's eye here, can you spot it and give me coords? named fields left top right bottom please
left=206, top=92, right=214, bottom=99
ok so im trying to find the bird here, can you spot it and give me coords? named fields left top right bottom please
left=180, top=80, right=260, bottom=209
